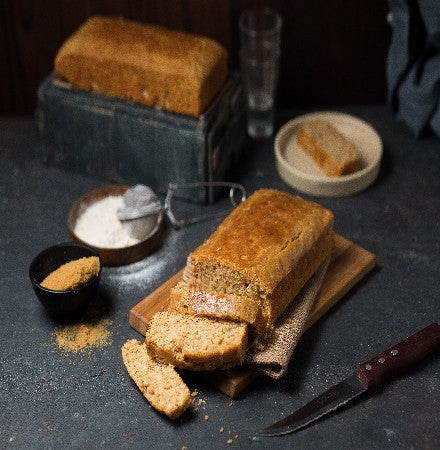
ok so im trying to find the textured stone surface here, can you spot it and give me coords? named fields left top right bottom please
left=0, top=107, right=439, bottom=449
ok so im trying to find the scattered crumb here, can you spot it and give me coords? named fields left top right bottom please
left=204, top=415, right=209, bottom=421
left=197, top=398, right=205, bottom=406
left=182, top=447, right=187, bottom=450
left=219, top=427, right=224, bottom=433
left=191, top=391, right=198, bottom=397
left=235, top=435, right=238, bottom=439
left=228, top=430, right=231, bottom=435
left=227, top=439, right=233, bottom=445
left=228, top=401, right=233, bottom=407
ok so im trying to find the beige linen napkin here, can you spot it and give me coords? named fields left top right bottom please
left=245, top=257, right=330, bottom=379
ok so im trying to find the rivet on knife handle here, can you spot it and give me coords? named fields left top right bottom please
left=356, top=322, right=440, bottom=392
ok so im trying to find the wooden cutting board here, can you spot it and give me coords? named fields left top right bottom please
left=129, top=234, right=375, bottom=397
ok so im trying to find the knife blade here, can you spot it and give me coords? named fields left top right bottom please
left=258, top=322, right=440, bottom=437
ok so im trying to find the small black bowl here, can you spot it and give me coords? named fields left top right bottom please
left=29, top=242, right=102, bottom=320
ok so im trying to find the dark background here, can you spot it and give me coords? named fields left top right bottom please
left=1, top=0, right=391, bottom=116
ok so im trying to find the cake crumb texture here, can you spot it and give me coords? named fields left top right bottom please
left=169, top=283, right=262, bottom=331
left=121, top=339, right=192, bottom=419
left=296, top=119, right=360, bottom=176
left=145, top=311, right=248, bottom=371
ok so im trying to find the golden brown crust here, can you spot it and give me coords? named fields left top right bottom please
left=267, top=225, right=334, bottom=324
left=121, top=339, right=192, bottom=419
left=54, top=16, right=228, bottom=116
left=296, top=120, right=360, bottom=176
left=169, top=282, right=263, bottom=331
left=190, top=189, right=334, bottom=293
left=145, top=311, right=248, bottom=371
left=188, top=189, right=334, bottom=337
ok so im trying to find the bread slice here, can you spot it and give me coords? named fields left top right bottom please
left=186, top=189, right=334, bottom=339
left=296, top=119, right=360, bottom=176
left=145, top=311, right=248, bottom=371
left=54, top=16, right=228, bottom=116
left=121, top=339, right=192, bottom=419
left=169, top=282, right=263, bottom=334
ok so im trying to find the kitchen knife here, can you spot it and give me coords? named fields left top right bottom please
left=258, top=322, right=440, bottom=437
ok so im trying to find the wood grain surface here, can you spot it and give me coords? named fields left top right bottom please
left=129, top=234, right=375, bottom=397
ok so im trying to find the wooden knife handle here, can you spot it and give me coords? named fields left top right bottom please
left=356, top=323, right=440, bottom=392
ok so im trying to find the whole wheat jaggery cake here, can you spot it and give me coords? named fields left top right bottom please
left=121, top=339, right=192, bottom=419
left=296, top=119, right=360, bottom=176
left=145, top=311, right=248, bottom=371
left=54, top=15, right=228, bottom=116
left=169, top=282, right=262, bottom=331
left=186, top=189, right=334, bottom=338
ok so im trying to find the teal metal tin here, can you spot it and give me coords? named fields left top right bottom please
left=36, top=73, right=246, bottom=203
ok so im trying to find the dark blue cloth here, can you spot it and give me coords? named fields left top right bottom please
left=387, top=0, right=440, bottom=138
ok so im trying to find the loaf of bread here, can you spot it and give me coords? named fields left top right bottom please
left=145, top=311, right=248, bottom=371
left=169, top=282, right=262, bottom=333
left=186, top=189, right=334, bottom=338
left=54, top=16, right=228, bottom=116
left=296, top=119, right=360, bottom=176
left=121, top=339, right=192, bottom=419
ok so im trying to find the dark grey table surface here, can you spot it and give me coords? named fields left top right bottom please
left=1, top=106, right=439, bottom=449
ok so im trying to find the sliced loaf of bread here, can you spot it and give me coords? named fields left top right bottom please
left=121, top=339, right=192, bottom=419
left=145, top=311, right=248, bottom=371
left=186, top=189, right=334, bottom=339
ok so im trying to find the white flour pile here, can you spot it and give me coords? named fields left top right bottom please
left=74, top=196, right=140, bottom=248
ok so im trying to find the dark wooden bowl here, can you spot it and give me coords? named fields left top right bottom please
left=67, top=185, right=164, bottom=266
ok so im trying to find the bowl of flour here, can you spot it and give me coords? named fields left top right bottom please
left=67, top=185, right=163, bottom=266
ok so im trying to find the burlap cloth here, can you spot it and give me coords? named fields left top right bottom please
left=245, top=257, right=330, bottom=379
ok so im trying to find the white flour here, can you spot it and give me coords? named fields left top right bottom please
left=74, top=196, right=140, bottom=248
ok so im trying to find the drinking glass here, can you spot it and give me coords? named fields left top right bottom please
left=239, top=8, right=282, bottom=139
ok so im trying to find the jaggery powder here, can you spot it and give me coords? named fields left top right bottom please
left=54, top=314, right=112, bottom=354
left=41, top=256, right=100, bottom=291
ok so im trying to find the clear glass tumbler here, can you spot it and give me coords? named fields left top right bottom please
left=239, top=8, right=282, bottom=139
